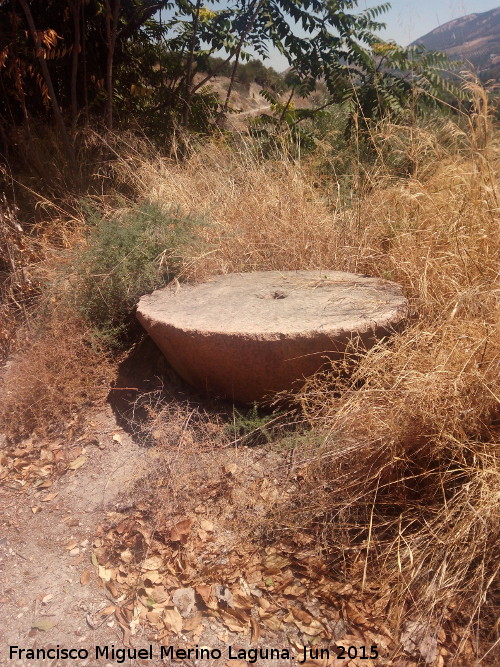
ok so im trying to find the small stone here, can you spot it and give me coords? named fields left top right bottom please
left=214, top=585, right=234, bottom=608
left=171, top=587, right=196, bottom=618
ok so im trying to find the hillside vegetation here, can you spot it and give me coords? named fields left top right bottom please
left=0, top=0, right=499, bottom=664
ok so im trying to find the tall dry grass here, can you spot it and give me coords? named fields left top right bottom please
left=0, top=313, right=113, bottom=440
left=110, top=85, right=499, bottom=655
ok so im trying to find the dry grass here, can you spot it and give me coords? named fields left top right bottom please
left=105, top=84, right=499, bottom=656
left=282, top=86, right=500, bottom=647
left=109, top=133, right=340, bottom=279
left=0, top=313, right=113, bottom=440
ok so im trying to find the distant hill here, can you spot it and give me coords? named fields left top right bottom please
left=411, top=6, right=500, bottom=81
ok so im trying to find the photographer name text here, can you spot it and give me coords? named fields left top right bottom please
left=9, top=643, right=379, bottom=663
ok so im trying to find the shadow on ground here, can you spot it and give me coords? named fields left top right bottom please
left=107, top=336, right=239, bottom=444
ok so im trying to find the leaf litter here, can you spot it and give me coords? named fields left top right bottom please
left=1, top=404, right=481, bottom=664
left=0, top=427, right=98, bottom=492
left=88, top=442, right=478, bottom=667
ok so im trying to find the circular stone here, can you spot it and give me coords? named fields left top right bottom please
left=136, top=271, right=408, bottom=403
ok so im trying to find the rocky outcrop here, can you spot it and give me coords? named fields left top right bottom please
left=136, top=271, right=408, bottom=403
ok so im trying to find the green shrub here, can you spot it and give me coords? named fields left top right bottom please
left=75, top=203, right=203, bottom=348
left=227, top=405, right=284, bottom=446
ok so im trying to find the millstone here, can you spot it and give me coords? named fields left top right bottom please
left=136, top=270, right=408, bottom=403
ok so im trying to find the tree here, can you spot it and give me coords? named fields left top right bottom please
left=172, top=0, right=391, bottom=120
left=0, top=0, right=455, bottom=147
left=104, top=0, right=120, bottom=129
left=17, top=0, right=75, bottom=163
left=68, top=0, right=82, bottom=132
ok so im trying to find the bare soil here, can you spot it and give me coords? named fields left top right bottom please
left=0, top=405, right=150, bottom=666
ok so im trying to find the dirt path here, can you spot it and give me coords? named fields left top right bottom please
left=225, top=104, right=272, bottom=132
left=236, top=105, right=271, bottom=118
left=0, top=406, right=150, bottom=666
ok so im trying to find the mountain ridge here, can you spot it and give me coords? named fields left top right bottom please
left=410, top=6, right=500, bottom=81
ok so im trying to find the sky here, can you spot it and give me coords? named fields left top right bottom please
left=266, top=0, right=500, bottom=70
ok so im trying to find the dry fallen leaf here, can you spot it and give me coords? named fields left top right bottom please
left=183, top=611, right=203, bottom=632
left=259, top=478, right=279, bottom=503
left=233, top=591, right=253, bottom=610
left=80, top=570, right=91, bottom=585
left=288, top=606, right=325, bottom=635
left=65, top=540, right=79, bottom=550
left=105, top=581, right=120, bottom=598
left=196, top=585, right=214, bottom=605
left=250, top=617, right=261, bottom=642
left=151, top=585, right=170, bottom=605
left=141, top=555, right=163, bottom=571
left=163, top=607, right=183, bottom=634
left=112, top=433, right=122, bottom=443
left=41, top=492, right=58, bottom=502
left=170, top=518, right=194, bottom=543
left=120, top=548, right=133, bottom=563
left=261, top=614, right=282, bottom=632
left=219, top=608, right=248, bottom=633
left=99, top=605, right=116, bottom=617
left=346, top=602, right=370, bottom=628
left=143, top=570, right=162, bottom=584
left=32, top=619, right=56, bottom=631
left=146, top=610, right=163, bottom=626
left=400, top=620, right=438, bottom=664
left=68, top=455, right=87, bottom=470
left=200, top=519, right=214, bottom=532
left=98, top=565, right=113, bottom=582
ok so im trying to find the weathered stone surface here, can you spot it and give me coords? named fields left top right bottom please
left=136, top=271, right=407, bottom=403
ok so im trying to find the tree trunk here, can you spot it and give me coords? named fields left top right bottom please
left=222, top=52, right=240, bottom=115
left=278, top=87, right=295, bottom=127
left=70, top=0, right=82, bottom=134
left=18, top=0, right=75, bottom=165
left=0, top=111, right=10, bottom=159
left=181, top=0, right=202, bottom=127
left=104, top=0, right=121, bottom=130
left=220, top=0, right=264, bottom=118
left=81, top=0, right=89, bottom=125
